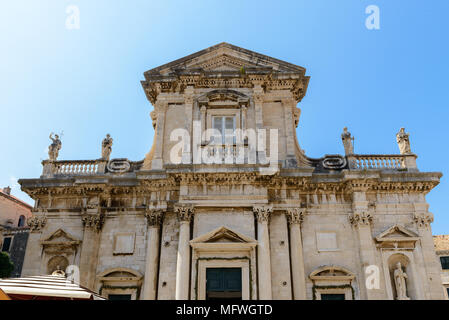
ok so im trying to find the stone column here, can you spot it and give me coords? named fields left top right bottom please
left=21, top=213, right=47, bottom=276
left=175, top=205, right=194, bottom=300
left=253, top=205, right=272, bottom=300
left=200, top=105, right=207, bottom=145
left=79, top=209, right=105, bottom=290
left=253, top=85, right=266, bottom=163
left=182, top=87, right=194, bottom=164
left=151, top=101, right=168, bottom=170
left=142, top=209, right=164, bottom=300
left=348, top=184, right=383, bottom=300
left=286, top=208, right=306, bottom=300
left=413, top=205, right=445, bottom=299
left=282, top=98, right=297, bottom=168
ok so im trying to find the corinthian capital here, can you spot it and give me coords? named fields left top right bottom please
left=82, top=213, right=105, bottom=231
left=414, top=212, right=434, bottom=229
left=349, top=211, right=373, bottom=227
left=286, top=208, right=306, bottom=225
left=175, top=204, right=194, bottom=222
left=253, top=205, right=273, bottom=223
left=145, top=209, right=165, bottom=227
left=27, top=215, right=47, bottom=232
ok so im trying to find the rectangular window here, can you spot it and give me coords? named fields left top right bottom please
left=212, top=116, right=235, bottom=144
left=1, top=237, right=12, bottom=252
left=440, top=256, right=449, bottom=270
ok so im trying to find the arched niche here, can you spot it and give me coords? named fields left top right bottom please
left=309, top=265, right=356, bottom=300
left=47, top=255, right=69, bottom=275
left=387, top=253, right=417, bottom=300
left=96, top=268, right=143, bottom=300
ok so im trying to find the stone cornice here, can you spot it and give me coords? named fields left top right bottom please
left=18, top=168, right=441, bottom=200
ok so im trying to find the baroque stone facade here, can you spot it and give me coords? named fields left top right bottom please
left=18, top=43, right=445, bottom=300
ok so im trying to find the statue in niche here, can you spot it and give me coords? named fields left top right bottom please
left=101, top=134, right=113, bottom=160
left=394, top=262, right=410, bottom=300
left=48, top=133, right=62, bottom=161
left=341, top=127, right=354, bottom=155
left=396, top=127, right=411, bottom=154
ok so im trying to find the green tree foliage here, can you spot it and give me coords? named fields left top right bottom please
left=0, top=252, right=14, bottom=278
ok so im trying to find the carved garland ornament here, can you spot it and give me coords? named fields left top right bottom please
left=253, top=205, right=273, bottom=223
left=349, top=211, right=373, bottom=227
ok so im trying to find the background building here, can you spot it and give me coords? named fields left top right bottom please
left=0, top=186, right=32, bottom=277
left=18, top=43, right=446, bottom=300
left=433, top=234, right=449, bottom=299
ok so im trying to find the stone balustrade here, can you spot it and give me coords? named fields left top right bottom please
left=42, top=159, right=107, bottom=177
left=202, top=144, right=250, bottom=164
left=347, top=154, right=417, bottom=171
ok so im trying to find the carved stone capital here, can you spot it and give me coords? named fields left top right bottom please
left=175, top=204, right=194, bottom=223
left=253, top=93, right=264, bottom=104
left=27, top=215, right=47, bottom=232
left=414, top=212, right=434, bottom=229
left=82, top=213, right=105, bottom=231
left=145, top=209, right=165, bottom=227
left=253, top=205, right=273, bottom=223
left=349, top=211, right=373, bottom=227
left=286, top=208, right=306, bottom=225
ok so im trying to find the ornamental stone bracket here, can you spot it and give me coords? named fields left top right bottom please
left=413, top=212, right=434, bottom=229
left=253, top=205, right=273, bottom=223
left=349, top=211, right=373, bottom=227
left=27, top=215, right=47, bottom=232
left=286, top=208, right=306, bottom=225
left=174, top=204, right=195, bottom=222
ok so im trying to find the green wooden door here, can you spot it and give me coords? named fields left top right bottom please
left=206, top=268, right=242, bottom=299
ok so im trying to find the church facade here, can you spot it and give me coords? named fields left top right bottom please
left=18, top=43, right=445, bottom=300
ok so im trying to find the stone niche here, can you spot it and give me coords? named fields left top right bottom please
left=40, top=228, right=81, bottom=275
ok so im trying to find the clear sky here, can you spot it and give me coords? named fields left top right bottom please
left=1, top=1, right=448, bottom=234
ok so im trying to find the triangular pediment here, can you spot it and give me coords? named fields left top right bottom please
left=145, top=42, right=306, bottom=76
left=375, top=224, right=419, bottom=242
left=190, top=226, right=256, bottom=244
left=42, top=228, right=80, bottom=243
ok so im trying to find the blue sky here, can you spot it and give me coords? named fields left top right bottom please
left=1, top=1, right=448, bottom=234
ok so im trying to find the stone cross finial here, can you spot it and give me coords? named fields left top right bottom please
left=101, top=134, right=113, bottom=160
left=396, top=127, right=412, bottom=154
left=48, top=132, right=62, bottom=161
left=341, top=127, right=354, bottom=155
